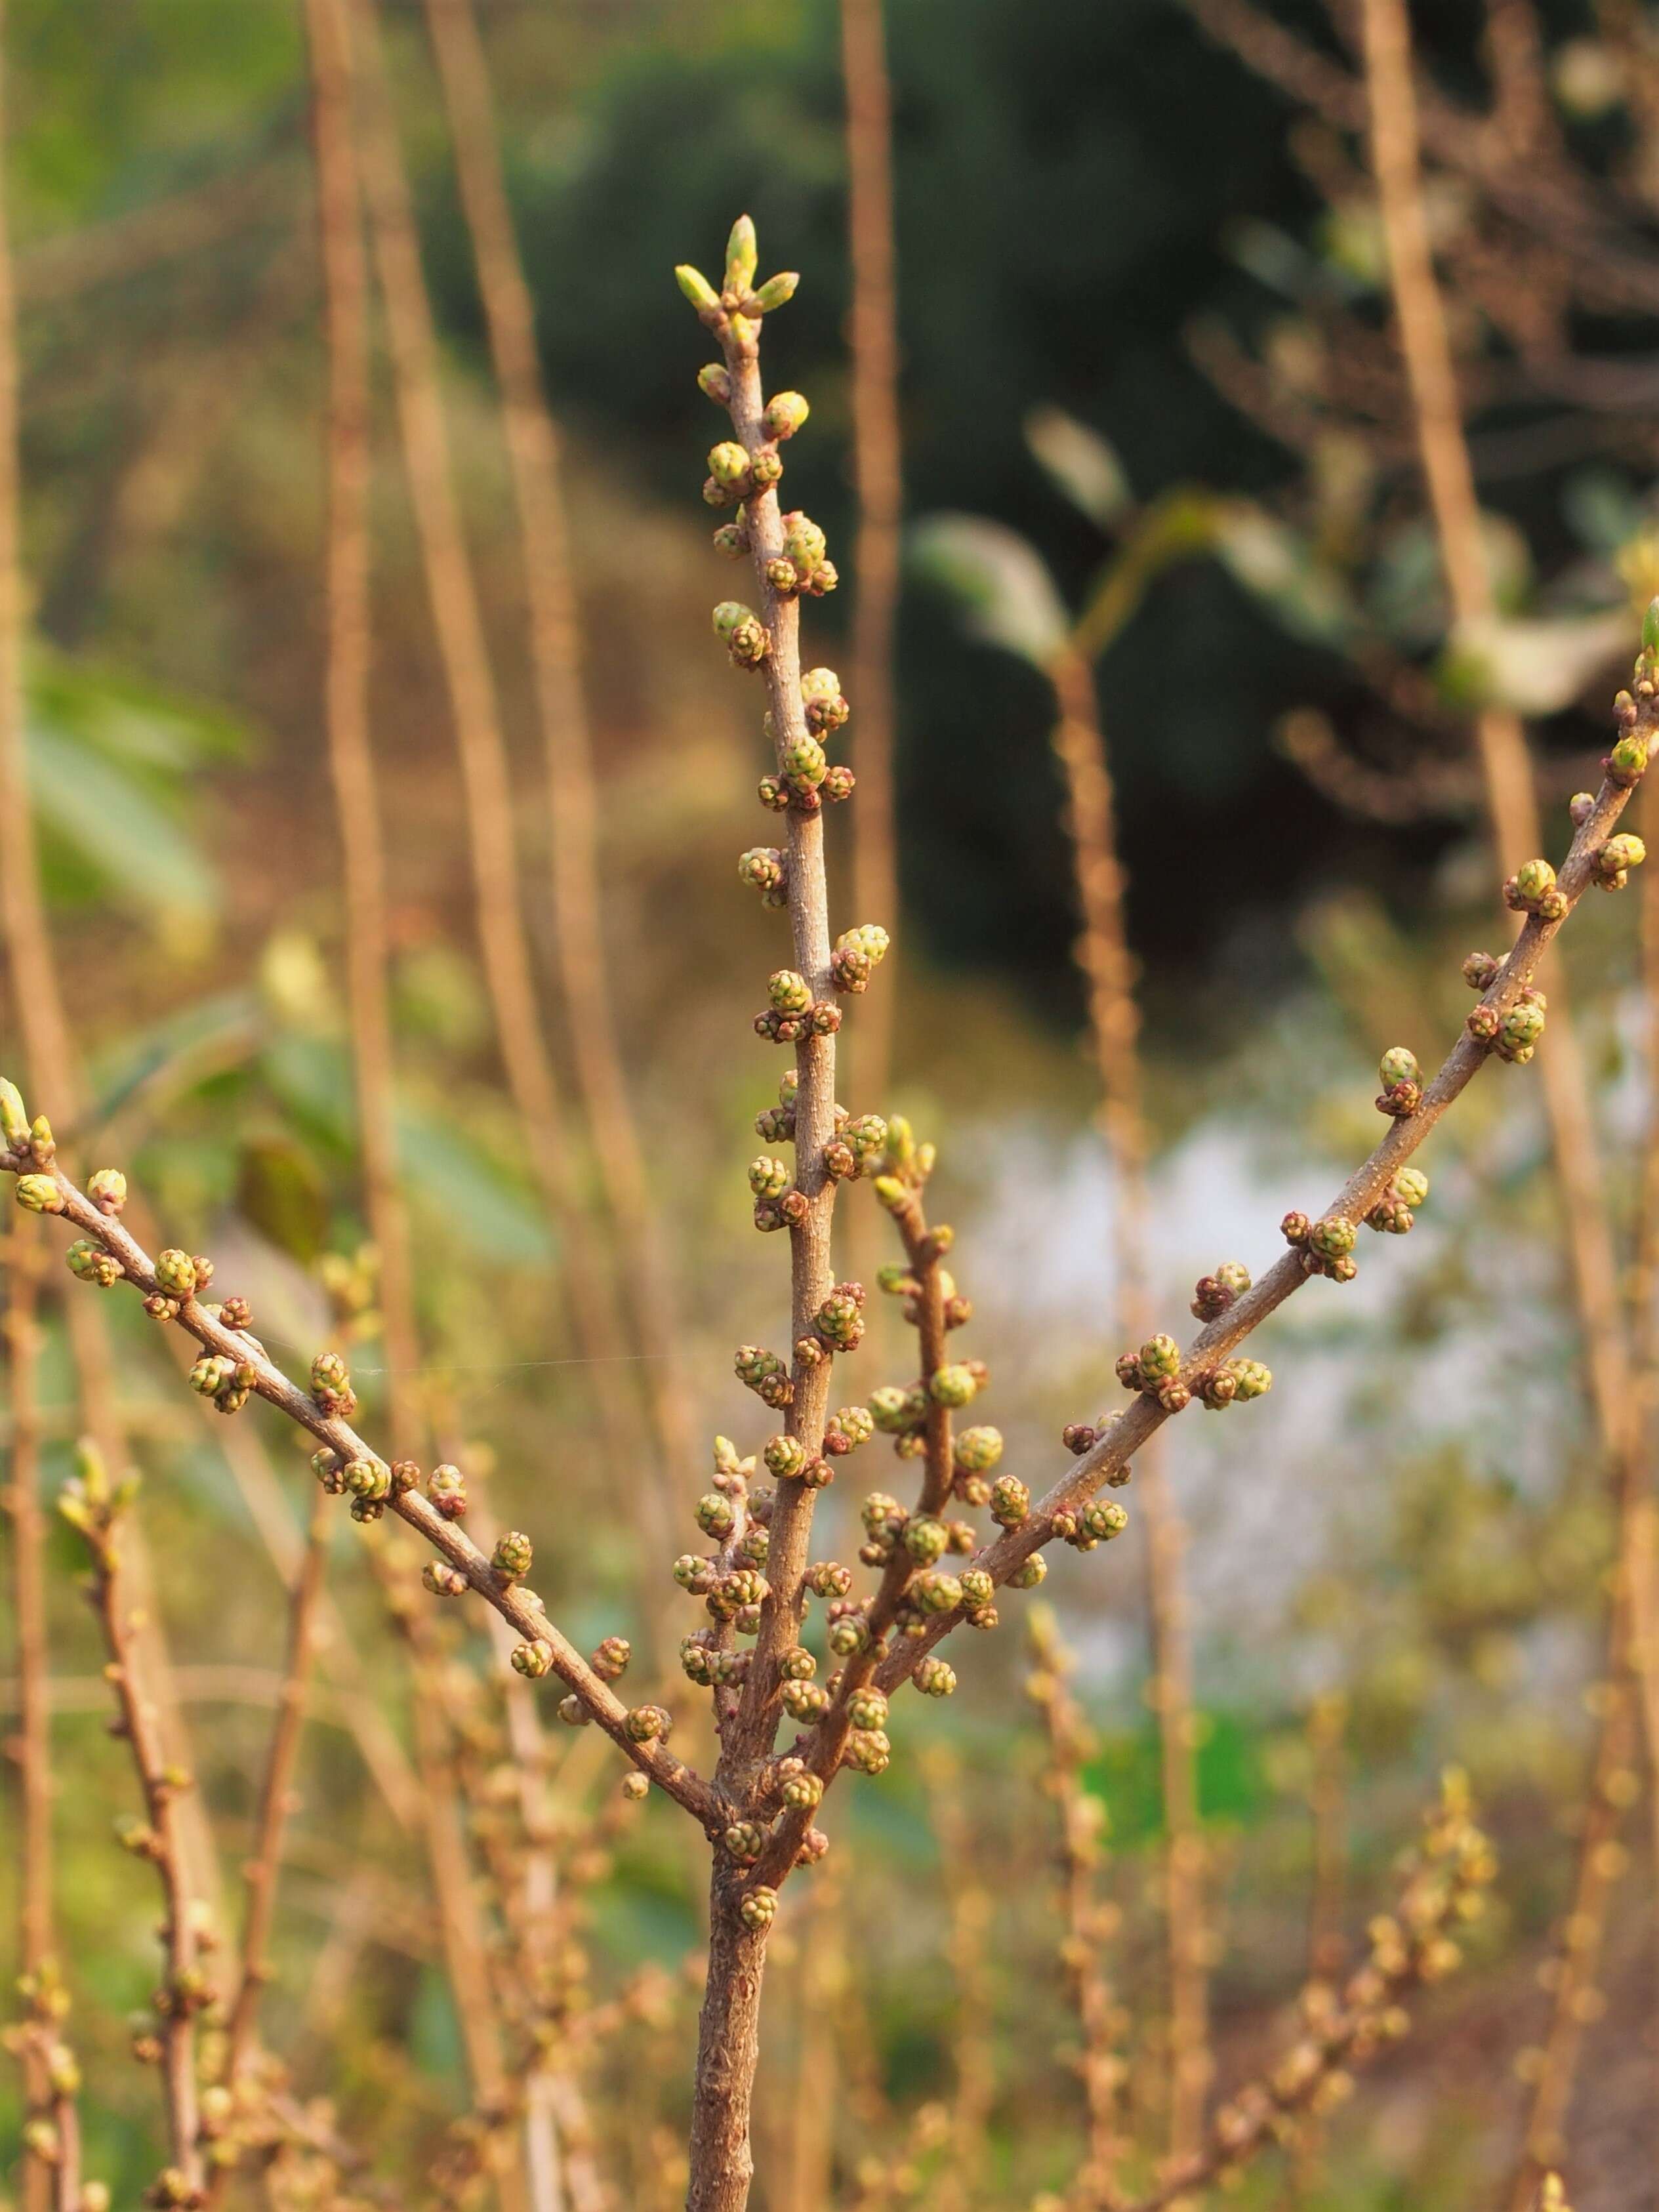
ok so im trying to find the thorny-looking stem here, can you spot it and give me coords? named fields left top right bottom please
left=1027, top=1609, right=1126, bottom=2209
left=840, top=0, right=903, bottom=1116
left=73, top=1471, right=206, bottom=2199
left=680, top=233, right=847, bottom=2212
left=0, top=1167, right=724, bottom=1831
left=347, top=0, right=669, bottom=1554
left=302, top=0, right=518, bottom=2162
left=1116, top=1776, right=1497, bottom=2212
left=1049, top=640, right=1211, bottom=2166
left=757, top=711, right=1656, bottom=1759
left=422, top=0, right=697, bottom=1523
left=1355, top=0, right=1659, bottom=2182
left=219, top=1492, right=330, bottom=2082
left=5, top=1218, right=54, bottom=2212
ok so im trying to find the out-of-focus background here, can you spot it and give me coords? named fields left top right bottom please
left=5, top=1, right=1659, bottom=2206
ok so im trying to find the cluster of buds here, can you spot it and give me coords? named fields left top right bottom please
left=1364, top=1165, right=1429, bottom=1236
left=678, top=213, right=799, bottom=329
left=1375, top=1046, right=1422, bottom=1119
left=737, top=844, right=787, bottom=909
left=830, top=923, right=891, bottom=995
left=1503, top=855, right=1569, bottom=925
left=309, top=1348, right=357, bottom=1420
left=1282, top=1210, right=1359, bottom=1283
left=765, top=508, right=837, bottom=599
left=1191, top=1259, right=1250, bottom=1322
left=0, top=1080, right=60, bottom=1183
left=1464, top=977, right=1547, bottom=1064
left=1207, top=1772, right=1495, bottom=2177
left=824, top=1111, right=890, bottom=1185
left=735, top=1343, right=792, bottom=1410
left=712, top=598, right=769, bottom=670
left=810, top=1280, right=867, bottom=1356
left=1593, top=830, right=1645, bottom=891
left=753, top=968, right=840, bottom=1046
left=188, top=1351, right=256, bottom=1418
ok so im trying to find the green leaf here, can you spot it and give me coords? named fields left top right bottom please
left=26, top=720, right=217, bottom=924
left=1025, top=405, right=1134, bottom=530
left=909, top=514, right=1069, bottom=668
left=1210, top=506, right=1359, bottom=649
left=236, top=1136, right=331, bottom=1265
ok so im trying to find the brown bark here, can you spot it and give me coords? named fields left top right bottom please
left=685, top=1866, right=769, bottom=2212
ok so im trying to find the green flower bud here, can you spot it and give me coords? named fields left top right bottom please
left=781, top=1646, right=817, bottom=1681
left=848, top=1686, right=888, bottom=1731
left=511, top=1638, right=555, bottom=1679
left=492, top=1530, right=533, bottom=1581
left=781, top=1764, right=823, bottom=1807
left=1008, top=1554, right=1047, bottom=1590
left=676, top=264, right=721, bottom=312
left=930, top=1362, right=978, bottom=1408
left=154, top=1248, right=198, bottom=1298
left=0, top=1076, right=28, bottom=1150
left=765, top=392, right=810, bottom=440
left=741, top=1884, right=778, bottom=1931
left=960, top=1568, right=994, bottom=1608
left=698, top=361, right=732, bottom=405
left=1308, top=1216, right=1356, bottom=1261
left=1379, top=1046, right=1419, bottom=1090
left=783, top=733, right=827, bottom=791
left=724, top=215, right=758, bottom=296
left=695, top=1492, right=736, bottom=1540
left=724, top=1821, right=764, bottom=1864
left=1609, top=731, right=1649, bottom=785
left=1644, top=596, right=1659, bottom=654
left=903, top=1515, right=949, bottom=1565
left=14, top=1174, right=62, bottom=1215
left=713, top=520, right=749, bottom=558
left=764, top=1433, right=808, bottom=1481
left=991, top=1474, right=1029, bottom=1527
left=1498, top=1000, right=1546, bottom=1057
left=88, top=1168, right=127, bottom=1214
left=190, top=1355, right=234, bottom=1399
left=846, top=1728, right=890, bottom=1775
left=1511, top=857, right=1557, bottom=910
left=714, top=600, right=758, bottom=641
left=752, top=270, right=799, bottom=314
left=708, top=440, right=751, bottom=486
left=1082, top=1500, right=1129, bottom=1542
left=828, top=1612, right=872, bottom=1656
left=345, top=1459, right=390, bottom=1502
left=625, top=1703, right=671, bottom=1742
left=913, top=1570, right=963, bottom=1614
left=954, top=1425, right=1003, bottom=1474
left=66, top=1238, right=121, bottom=1288
left=915, top=1657, right=957, bottom=1697
left=422, top=1561, right=468, bottom=1596
left=749, top=1156, right=790, bottom=1200
left=428, top=1464, right=468, bottom=1519
left=768, top=969, right=812, bottom=1015
left=1227, top=1357, right=1272, bottom=1401
left=1597, top=832, right=1646, bottom=885
left=558, top=1694, right=592, bottom=1727
left=784, top=1678, right=830, bottom=1719
left=1395, top=1167, right=1429, bottom=1208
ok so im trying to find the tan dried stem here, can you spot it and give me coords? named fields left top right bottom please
left=1116, top=1777, right=1496, bottom=2212
left=840, top=0, right=904, bottom=1115
left=921, top=1746, right=996, bottom=2209
left=1027, top=1608, right=1126, bottom=2209
left=302, top=0, right=518, bottom=2158
left=0, top=0, right=216, bottom=1915
left=421, top=0, right=696, bottom=1517
left=220, top=1492, right=330, bottom=2084
left=5, top=1218, right=53, bottom=2212
left=76, top=1489, right=205, bottom=2197
left=1356, top=0, right=1659, bottom=2179
left=1048, top=639, right=1210, bottom=2166
left=344, top=0, right=664, bottom=1543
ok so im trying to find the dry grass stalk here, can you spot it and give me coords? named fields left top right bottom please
left=840, top=0, right=905, bottom=1115
left=1355, top=0, right=1659, bottom=2181
left=1048, top=638, right=1211, bottom=2165
left=345, top=0, right=667, bottom=1542
left=421, top=0, right=697, bottom=1511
